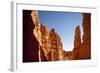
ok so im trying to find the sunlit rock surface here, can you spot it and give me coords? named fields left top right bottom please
left=72, top=25, right=81, bottom=60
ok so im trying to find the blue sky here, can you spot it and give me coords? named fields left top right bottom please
left=38, top=11, right=83, bottom=51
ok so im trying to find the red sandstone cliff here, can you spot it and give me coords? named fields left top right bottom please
left=79, top=13, right=91, bottom=59
left=31, top=11, right=64, bottom=61
left=72, top=13, right=91, bottom=60
left=23, top=10, right=91, bottom=62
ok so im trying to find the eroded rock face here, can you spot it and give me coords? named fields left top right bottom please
left=31, top=11, right=64, bottom=61
left=79, top=13, right=91, bottom=59
left=49, top=28, right=64, bottom=61
left=23, top=10, right=39, bottom=62
left=64, top=51, right=72, bottom=60
left=72, top=13, right=91, bottom=60
left=23, top=10, right=91, bottom=62
left=72, top=25, right=81, bottom=60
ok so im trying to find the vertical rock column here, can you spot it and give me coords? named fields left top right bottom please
left=31, top=11, right=47, bottom=61
left=79, top=13, right=91, bottom=59
left=72, top=25, right=81, bottom=60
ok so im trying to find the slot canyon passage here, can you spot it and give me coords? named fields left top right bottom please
left=23, top=10, right=91, bottom=62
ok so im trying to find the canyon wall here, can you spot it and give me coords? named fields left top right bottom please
left=23, top=10, right=91, bottom=62
left=31, top=11, right=65, bottom=61
left=23, top=10, right=39, bottom=62
left=79, top=13, right=91, bottom=59
left=72, top=13, right=91, bottom=60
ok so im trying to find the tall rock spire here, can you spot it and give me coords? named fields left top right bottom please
left=79, top=13, right=91, bottom=59
left=72, top=25, right=81, bottom=60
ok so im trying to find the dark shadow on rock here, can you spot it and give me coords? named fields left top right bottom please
left=23, top=10, right=39, bottom=62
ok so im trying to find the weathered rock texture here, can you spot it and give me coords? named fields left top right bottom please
left=31, top=10, right=47, bottom=61
left=31, top=10, right=65, bottom=61
left=72, top=25, right=81, bottom=60
left=23, top=10, right=91, bottom=62
left=49, top=28, right=64, bottom=61
left=79, top=13, right=91, bottom=59
left=72, top=13, right=91, bottom=60
left=64, top=51, right=72, bottom=60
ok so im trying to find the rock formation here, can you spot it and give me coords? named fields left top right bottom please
left=72, top=13, right=91, bottom=60
left=40, top=24, right=50, bottom=61
left=23, top=10, right=40, bottom=62
left=49, top=28, right=64, bottom=61
left=31, top=10, right=64, bottom=61
left=72, top=25, right=81, bottom=60
left=63, top=51, right=72, bottom=60
left=79, top=13, right=91, bottom=59
left=23, top=10, right=91, bottom=62
left=31, top=11, right=47, bottom=61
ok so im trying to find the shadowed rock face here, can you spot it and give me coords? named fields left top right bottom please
left=79, top=13, right=91, bottom=59
left=73, top=25, right=81, bottom=60
left=23, top=10, right=39, bottom=62
left=23, top=10, right=47, bottom=62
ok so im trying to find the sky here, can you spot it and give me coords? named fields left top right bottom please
left=38, top=10, right=83, bottom=51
